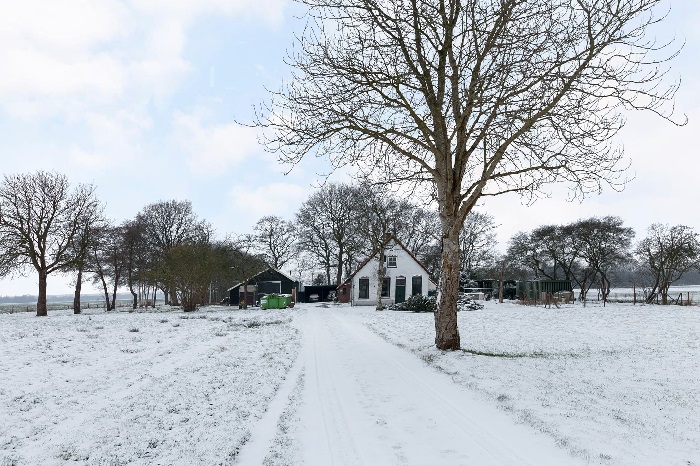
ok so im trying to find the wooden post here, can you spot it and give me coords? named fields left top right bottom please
left=633, top=283, right=636, bottom=305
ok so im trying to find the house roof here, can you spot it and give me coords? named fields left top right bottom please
left=227, top=265, right=298, bottom=292
left=338, top=234, right=437, bottom=288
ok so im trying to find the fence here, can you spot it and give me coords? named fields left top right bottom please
left=582, top=286, right=700, bottom=305
left=0, top=299, right=135, bottom=314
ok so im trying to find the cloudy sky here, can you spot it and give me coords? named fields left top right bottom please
left=1, top=1, right=699, bottom=296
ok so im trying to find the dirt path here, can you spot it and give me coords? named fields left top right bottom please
left=292, top=307, right=583, bottom=466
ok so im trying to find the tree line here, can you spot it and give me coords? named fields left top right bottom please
left=2, top=171, right=696, bottom=316
left=502, top=219, right=700, bottom=305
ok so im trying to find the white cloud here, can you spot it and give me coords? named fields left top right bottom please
left=226, top=182, right=309, bottom=223
left=173, top=109, right=260, bottom=176
left=0, top=0, right=290, bottom=116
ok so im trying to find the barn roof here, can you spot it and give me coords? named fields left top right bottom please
left=227, top=265, right=298, bottom=292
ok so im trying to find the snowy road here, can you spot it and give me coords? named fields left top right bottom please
left=290, top=307, right=584, bottom=466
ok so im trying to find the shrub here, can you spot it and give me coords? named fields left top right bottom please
left=391, top=295, right=437, bottom=313
left=457, top=294, right=484, bottom=311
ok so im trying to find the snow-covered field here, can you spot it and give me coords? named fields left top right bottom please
left=0, top=306, right=300, bottom=465
left=1, top=301, right=698, bottom=465
left=361, top=301, right=700, bottom=465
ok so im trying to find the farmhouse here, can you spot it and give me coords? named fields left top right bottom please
left=337, top=235, right=436, bottom=306
left=228, top=267, right=299, bottom=306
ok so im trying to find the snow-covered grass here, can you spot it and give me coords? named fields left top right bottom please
left=2, top=301, right=698, bottom=465
left=0, top=305, right=300, bottom=466
left=360, top=301, right=700, bottom=465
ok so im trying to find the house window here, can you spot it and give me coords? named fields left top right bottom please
left=359, top=278, right=369, bottom=299
left=381, top=277, right=391, bottom=297
left=387, top=256, right=397, bottom=268
left=411, top=275, right=423, bottom=296
left=342, top=288, right=347, bottom=295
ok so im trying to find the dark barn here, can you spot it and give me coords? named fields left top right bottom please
left=228, top=267, right=299, bottom=306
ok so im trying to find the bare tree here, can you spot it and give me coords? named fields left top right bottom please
left=570, top=216, right=634, bottom=302
left=395, top=206, right=440, bottom=264
left=355, top=183, right=411, bottom=310
left=89, top=225, right=129, bottom=311
left=157, top=241, right=236, bottom=312
left=259, top=0, right=682, bottom=349
left=636, top=224, right=700, bottom=305
left=120, top=219, right=151, bottom=309
left=295, top=183, right=362, bottom=285
left=136, top=200, right=211, bottom=305
left=0, top=171, right=102, bottom=316
left=65, top=211, right=107, bottom=314
left=228, top=234, right=267, bottom=309
left=459, top=211, right=497, bottom=283
left=252, top=216, right=298, bottom=269
left=507, top=231, right=553, bottom=280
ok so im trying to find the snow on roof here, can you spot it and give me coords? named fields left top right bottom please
left=338, top=234, right=436, bottom=288
left=227, top=265, right=298, bottom=292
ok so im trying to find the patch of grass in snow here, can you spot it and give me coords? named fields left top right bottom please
left=128, top=327, right=139, bottom=333
left=158, top=319, right=168, bottom=323
left=0, top=456, right=19, bottom=466
left=460, top=348, right=581, bottom=359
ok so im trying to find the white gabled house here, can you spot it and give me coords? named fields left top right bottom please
left=337, top=235, right=436, bottom=306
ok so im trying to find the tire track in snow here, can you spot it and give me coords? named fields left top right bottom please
left=294, top=308, right=585, bottom=466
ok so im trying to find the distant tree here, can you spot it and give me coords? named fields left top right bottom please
left=228, top=235, right=267, bottom=309
left=393, top=206, right=439, bottom=258
left=459, top=212, right=497, bottom=284
left=355, top=183, right=412, bottom=310
left=486, top=253, right=527, bottom=303
left=296, top=183, right=362, bottom=285
left=507, top=232, right=551, bottom=280
left=0, top=171, right=101, bottom=316
left=136, top=200, right=211, bottom=305
left=570, top=216, right=635, bottom=302
left=311, top=272, right=326, bottom=286
left=636, top=224, right=700, bottom=305
left=158, top=241, right=237, bottom=312
left=119, top=219, right=152, bottom=309
left=252, top=215, right=297, bottom=269
left=89, top=225, right=129, bottom=311
left=65, top=209, right=106, bottom=314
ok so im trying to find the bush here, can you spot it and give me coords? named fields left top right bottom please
left=391, top=294, right=437, bottom=312
left=457, top=293, right=484, bottom=311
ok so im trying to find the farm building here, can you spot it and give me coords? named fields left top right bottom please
left=227, top=267, right=299, bottom=306
left=299, top=285, right=338, bottom=303
left=338, top=235, right=436, bottom=306
left=516, top=279, right=573, bottom=302
left=462, top=279, right=517, bottom=300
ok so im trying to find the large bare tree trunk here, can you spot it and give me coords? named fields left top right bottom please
left=435, top=229, right=461, bottom=350
left=73, top=268, right=83, bottom=314
left=37, top=270, right=48, bottom=317
left=375, top=249, right=385, bottom=311
left=336, top=247, right=344, bottom=286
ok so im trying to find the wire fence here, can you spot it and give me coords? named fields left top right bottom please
left=0, top=299, right=135, bottom=314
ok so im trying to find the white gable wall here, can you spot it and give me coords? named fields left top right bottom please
left=351, top=239, right=436, bottom=306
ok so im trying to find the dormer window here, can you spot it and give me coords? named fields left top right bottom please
left=387, top=256, right=397, bottom=268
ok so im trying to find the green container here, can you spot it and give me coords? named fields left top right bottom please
left=262, top=294, right=287, bottom=309
left=280, top=294, right=293, bottom=308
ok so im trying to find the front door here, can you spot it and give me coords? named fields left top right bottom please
left=395, top=277, right=406, bottom=304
